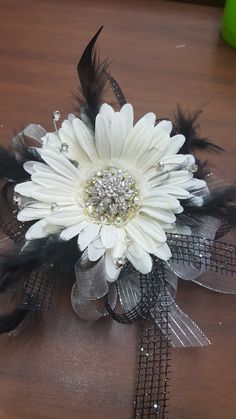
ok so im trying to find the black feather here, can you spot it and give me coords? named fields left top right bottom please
left=0, top=147, right=29, bottom=182
left=194, top=159, right=211, bottom=180
left=0, top=236, right=80, bottom=294
left=174, top=106, right=224, bottom=154
left=0, top=307, right=28, bottom=334
left=0, top=236, right=81, bottom=334
left=0, top=129, right=42, bottom=183
left=77, top=26, right=108, bottom=128
left=183, top=186, right=236, bottom=228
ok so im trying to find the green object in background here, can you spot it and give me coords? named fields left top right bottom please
left=221, top=0, right=236, bottom=48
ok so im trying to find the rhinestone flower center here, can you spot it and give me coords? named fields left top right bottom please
left=83, top=167, right=141, bottom=224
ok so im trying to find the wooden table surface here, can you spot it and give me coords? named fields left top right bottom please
left=0, top=0, right=236, bottom=418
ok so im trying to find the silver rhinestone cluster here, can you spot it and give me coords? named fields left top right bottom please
left=83, top=167, right=141, bottom=224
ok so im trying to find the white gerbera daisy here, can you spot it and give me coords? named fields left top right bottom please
left=14, top=103, right=206, bottom=280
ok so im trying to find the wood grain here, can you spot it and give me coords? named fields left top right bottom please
left=0, top=1, right=236, bottom=418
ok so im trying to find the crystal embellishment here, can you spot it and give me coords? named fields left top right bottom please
left=60, top=143, right=69, bottom=152
left=83, top=167, right=141, bottom=224
left=52, top=110, right=61, bottom=121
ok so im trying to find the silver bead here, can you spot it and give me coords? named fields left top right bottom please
left=13, top=192, right=21, bottom=204
left=116, top=257, right=126, bottom=268
left=115, top=216, right=122, bottom=225
left=87, top=205, right=94, bottom=214
left=134, top=196, right=141, bottom=206
left=188, top=163, right=198, bottom=173
left=50, top=202, right=58, bottom=211
left=53, top=110, right=61, bottom=121
left=60, top=143, right=69, bottom=152
left=156, top=161, right=165, bottom=170
left=71, top=160, right=79, bottom=168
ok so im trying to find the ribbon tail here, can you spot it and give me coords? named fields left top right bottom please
left=134, top=261, right=171, bottom=418
left=151, top=299, right=211, bottom=348
left=192, top=271, right=236, bottom=294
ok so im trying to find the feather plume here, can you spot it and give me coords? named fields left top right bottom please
left=182, top=186, right=236, bottom=229
left=0, top=235, right=80, bottom=293
left=0, top=147, right=29, bottom=183
left=77, top=26, right=108, bottom=129
left=174, top=106, right=224, bottom=154
left=0, top=308, right=28, bottom=334
left=0, top=236, right=81, bottom=334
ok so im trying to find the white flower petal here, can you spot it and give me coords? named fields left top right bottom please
left=120, top=119, right=145, bottom=159
left=147, top=120, right=172, bottom=150
left=31, top=187, right=76, bottom=205
left=141, top=207, right=176, bottom=224
left=155, top=120, right=172, bottom=135
left=100, top=224, right=117, bottom=249
left=105, top=251, right=120, bottom=281
left=125, top=222, right=157, bottom=253
left=60, top=116, right=94, bottom=165
left=154, top=242, right=172, bottom=261
left=17, top=206, right=51, bottom=222
left=25, top=219, right=60, bottom=240
left=112, top=228, right=126, bottom=258
left=160, top=154, right=188, bottom=171
left=166, top=170, right=193, bottom=186
left=32, top=162, right=54, bottom=175
left=174, top=205, right=184, bottom=214
left=61, top=117, right=76, bottom=141
left=41, top=132, right=61, bottom=148
left=23, top=161, right=36, bottom=175
left=188, top=195, right=204, bottom=206
left=88, top=241, right=105, bottom=261
left=166, top=134, right=185, bottom=155
left=93, top=237, right=105, bottom=249
left=99, top=103, right=115, bottom=121
left=142, top=194, right=180, bottom=211
left=58, top=129, right=87, bottom=162
left=138, top=137, right=169, bottom=172
left=95, top=113, right=110, bottom=158
left=110, top=112, right=127, bottom=158
left=77, top=223, right=101, bottom=251
left=121, top=119, right=153, bottom=163
left=171, top=224, right=192, bottom=235
left=14, top=181, right=34, bottom=197
left=157, top=185, right=190, bottom=199
left=142, top=112, right=156, bottom=126
left=72, top=118, right=98, bottom=161
left=127, top=244, right=152, bottom=274
left=120, top=104, right=134, bottom=134
left=127, top=241, right=146, bottom=259
left=60, top=220, right=90, bottom=241
left=188, top=178, right=206, bottom=191
left=32, top=172, right=74, bottom=189
left=40, top=149, right=79, bottom=181
left=46, top=208, right=84, bottom=226
left=132, top=215, right=166, bottom=243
